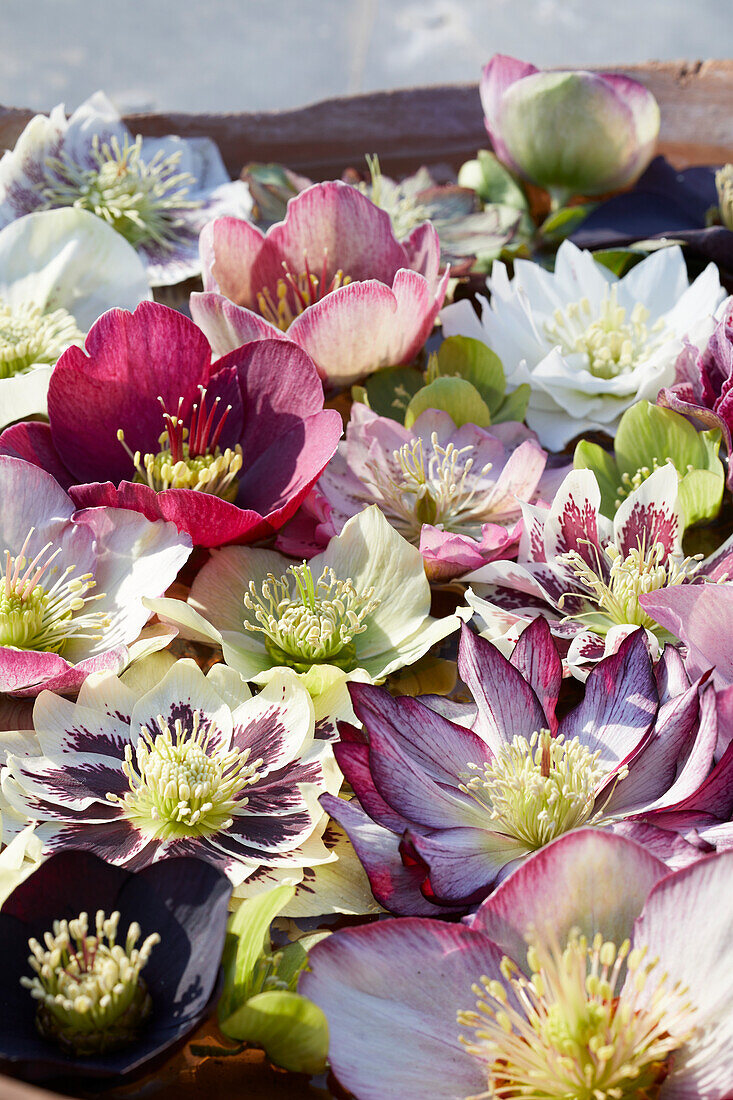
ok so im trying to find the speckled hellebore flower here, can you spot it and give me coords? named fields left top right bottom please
left=189, top=180, right=450, bottom=387
left=0, top=91, right=252, bottom=286
left=0, top=207, right=150, bottom=429
left=147, top=506, right=459, bottom=721
left=0, top=454, right=190, bottom=697
left=0, top=850, right=230, bottom=1081
left=465, top=462, right=733, bottom=674
left=441, top=241, right=725, bottom=449
left=0, top=658, right=339, bottom=890
left=0, top=301, right=342, bottom=548
left=278, top=404, right=552, bottom=582
left=481, top=54, right=660, bottom=203
left=302, top=830, right=733, bottom=1100
left=324, top=623, right=717, bottom=914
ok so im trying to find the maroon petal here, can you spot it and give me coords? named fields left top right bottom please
left=0, top=422, right=74, bottom=489
left=508, top=616, right=562, bottom=733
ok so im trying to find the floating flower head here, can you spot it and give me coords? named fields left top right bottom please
left=302, top=831, right=733, bottom=1100
left=0, top=207, right=150, bottom=428
left=0, top=850, right=230, bottom=1081
left=0, top=454, right=190, bottom=697
left=279, top=405, right=554, bottom=582
left=0, top=658, right=339, bottom=890
left=323, top=622, right=716, bottom=913
left=147, top=506, right=459, bottom=719
left=441, top=240, right=725, bottom=449
left=0, top=92, right=252, bottom=285
left=190, top=180, right=449, bottom=387
left=480, top=55, right=660, bottom=202
left=465, top=463, right=733, bottom=673
left=0, top=302, right=342, bottom=548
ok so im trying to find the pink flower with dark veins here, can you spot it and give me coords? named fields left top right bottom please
left=190, top=180, right=450, bottom=388
left=0, top=301, right=343, bottom=548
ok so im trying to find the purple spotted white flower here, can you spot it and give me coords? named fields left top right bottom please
left=0, top=92, right=252, bottom=286
left=0, top=659, right=340, bottom=892
left=465, top=462, right=733, bottom=675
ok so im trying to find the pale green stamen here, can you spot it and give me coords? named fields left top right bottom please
left=544, top=286, right=667, bottom=379
left=460, top=730, right=616, bottom=850
left=714, top=164, right=733, bottom=232
left=458, top=927, right=695, bottom=1100
left=109, top=710, right=263, bottom=840
left=0, top=299, right=83, bottom=379
left=21, top=909, right=159, bottom=1056
left=0, top=528, right=108, bottom=652
left=41, top=133, right=201, bottom=251
left=243, top=562, right=380, bottom=672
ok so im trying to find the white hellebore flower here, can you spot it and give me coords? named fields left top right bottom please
left=146, top=505, right=460, bottom=724
left=0, top=92, right=252, bottom=286
left=0, top=207, right=150, bottom=428
left=441, top=240, right=725, bottom=450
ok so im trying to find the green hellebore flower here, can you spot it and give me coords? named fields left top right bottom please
left=574, top=400, right=724, bottom=530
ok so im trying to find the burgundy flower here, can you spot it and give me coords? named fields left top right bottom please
left=0, top=302, right=343, bottom=548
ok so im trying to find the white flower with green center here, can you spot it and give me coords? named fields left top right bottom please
left=146, top=505, right=460, bottom=723
left=458, top=928, right=694, bottom=1100
left=0, top=92, right=252, bottom=286
left=441, top=240, right=725, bottom=449
left=21, top=909, right=159, bottom=1056
left=0, top=206, right=150, bottom=428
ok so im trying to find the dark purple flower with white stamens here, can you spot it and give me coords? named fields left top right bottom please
left=0, top=849, right=230, bottom=1081
left=324, top=623, right=723, bottom=914
left=0, top=659, right=339, bottom=888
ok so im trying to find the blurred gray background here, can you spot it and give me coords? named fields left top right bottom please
left=0, top=0, right=732, bottom=114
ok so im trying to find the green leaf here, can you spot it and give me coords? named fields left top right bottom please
left=615, top=402, right=706, bottom=480
left=592, top=249, right=646, bottom=277
left=220, top=990, right=329, bottom=1075
left=404, top=377, right=491, bottom=429
left=218, top=884, right=295, bottom=1020
left=436, top=335, right=506, bottom=414
left=356, top=365, right=424, bottom=421
left=493, top=383, right=531, bottom=424
left=539, top=204, right=596, bottom=244
left=573, top=440, right=620, bottom=517
left=458, top=150, right=529, bottom=211
left=679, top=468, right=725, bottom=529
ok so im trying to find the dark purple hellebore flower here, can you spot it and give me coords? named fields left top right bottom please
left=0, top=850, right=230, bottom=1083
left=0, top=301, right=343, bottom=548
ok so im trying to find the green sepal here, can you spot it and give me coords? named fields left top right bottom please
left=573, top=439, right=621, bottom=516
left=539, top=203, right=596, bottom=244
left=218, top=883, right=295, bottom=1019
left=492, top=382, right=531, bottom=424
left=220, top=990, right=329, bottom=1075
left=404, top=376, right=491, bottom=429
left=592, top=248, right=647, bottom=277
left=351, top=365, right=424, bottom=421
left=458, top=150, right=529, bottom=211
left=435, top=336, right=506, bottom=413
left=678, top=467, right=725, bottom=530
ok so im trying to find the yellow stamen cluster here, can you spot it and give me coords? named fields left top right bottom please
left=458, top=928, right=695, bottom=1100
left=544, top=287, right=666, bottom=379
left=21, top=909, right=159, bottom=1056
left=0, top=299, right=83, bottom=379
left=257, top=265, right=351, bottom=331
left=117, top=425, right=242, bottom=499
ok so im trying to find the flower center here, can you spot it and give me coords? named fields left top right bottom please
left=41, top=133, right=202, bottom=251
left=558, top=539, right=696, bottom=636
left=359, top=154, right=432, bottom=238
left=0, top=528, right=107, bottom=652
left=715, top=164, right=733, bottom=232
left=117, top=387, right=242, bottom=499
left=20, top=909, right=159, bottom=1056
left=110, top=709, right=263, bottom=840
left=364, top=433, right=494, bottom=543
left=256, top=256, right=350, bottom=331
left=243, top=561, right=380, bottom=673
left=0, top=299, right=83, bottom=379
left=458, top=928, right=695, bottom=1100
left=544, top=286, right=667, bottom=379
left=461, top=730, right=613, bottom=850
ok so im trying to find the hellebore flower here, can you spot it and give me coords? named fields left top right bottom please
left=465, top=464, right=733, bottom=673
left=0, top=301, right=342, bottom=548
left=571, top=156, right=733, bottom=272
left=1, top=658, right=339, bottom=889
left=658, top=298, right=733, bottom=485
left=0, top=849, right=230, bottom=1081
left=278, top=404, right=551, bottom=582
left=0, top=207, right=150, bottom=429
left=302, top=830, right=733, bottom=1100
left=480, top=54, right=660, bottom=203
left=441, top=240, right=725, bottom=450
left=640, top=582, right=733, bottom=689
left=146, top=506, right=459, bottom=720
left=0, top=454, right=190, bottom=697
left=323, top=623, right=714, bottom=913
left=189, top=180, right=450, bottom=387
left=0, top=824, right=42, bottom=907
left=0, top=91, right=252, bottom=286
left=574, top=399, right=724, bottom=529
